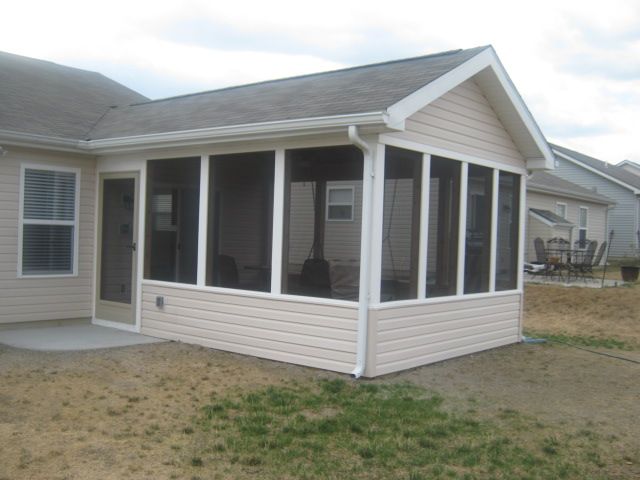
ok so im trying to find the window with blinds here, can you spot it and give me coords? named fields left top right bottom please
left=20, top=167, right=78, bottom=275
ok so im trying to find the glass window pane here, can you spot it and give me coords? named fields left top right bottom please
left=207, top=152, right=274, bottom=292
left=328, top=205, right=352, bottom=220
left=426, top=157, right=460, bottom=297
left=328, top=188, right=352, bottom=204
left=23, top=169, right=76, bottom=221
left=579, top=208, right=588, bottom=227
left=381, top=146, right=422, bottom=302
left=496, top=172, right=520, bottom=291
left=464, top=165, right=493, bottom=294
left=22, top=224, right=73, bottom=274
left=283, top=146, right=363, bottom=300
left=145, top=158, right=200, bottom=284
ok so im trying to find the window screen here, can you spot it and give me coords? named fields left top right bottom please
left=21, top=168, right=77, bottom=275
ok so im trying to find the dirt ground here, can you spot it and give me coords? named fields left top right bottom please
left=1, top=284, right=639, bottom=479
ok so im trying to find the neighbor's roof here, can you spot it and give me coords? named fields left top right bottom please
left=551, top=143, right=640, bottom=191
left=86, top=46, right=489, bottom=140
left=529, top=208, right=574, bottom=227
left=528, top=171, right=615, bottom=205
left=0, top=51, right=148, bottom=140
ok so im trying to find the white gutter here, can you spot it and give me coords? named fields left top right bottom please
left=86, top=112, right=392, bottom=153
left=348, top=125, right=373, bottom=379
left=0, top=129, right=88, bottom=154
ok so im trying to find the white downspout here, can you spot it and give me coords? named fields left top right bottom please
left=349, top=125, right=373, bottom=378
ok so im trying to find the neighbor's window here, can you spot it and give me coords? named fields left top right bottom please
left=426, top=157, right=460, bottom=298
left=555, top=203, right=567, bottom=220
left=496, top=172, right=520, bottom=291
left=464, top=165, right=493, bottom=294
left=381, top=146, right=422, bottom=302
left=326, top=186, right=354, bottom=221
left=578, top=207, right=588, bottom=248
left=145, top=158, right=200, bottom=284
left=20, top=167, right=79, bottom=276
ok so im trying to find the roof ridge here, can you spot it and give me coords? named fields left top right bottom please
left=128, top=45, right=491, bottom=107
left=0, top=50, right=104, bottom=77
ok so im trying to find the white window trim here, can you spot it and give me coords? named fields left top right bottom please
left=578, top=205, right=589, bottom=248
left=18, top=163, right=81, bottom=278
left=555, top=202, right=567, bottom=219
left=326, top=185, right=355, bottom=222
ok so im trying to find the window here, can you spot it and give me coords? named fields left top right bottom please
left=556, top=203, right=567, bottom=220
left=381, top=146, right=422, bottom=302
left=145, top=158, right=200, bottom=284
left=283, top=146, right=363, bottom=300
left=464, top=165, right=493, bottom=294
left=496, top=172, right=520, bottom=291
left=578, top=207, right=588, bottom=248
left=207, top=152, right=275, bottom=292
left=426, top=157, right=460, bottom=298
left=326, top=186, right=354, bottom=221
left=20, top=166, right=79, bottom=276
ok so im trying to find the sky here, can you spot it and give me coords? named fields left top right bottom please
left=2, top=0, right=639, bottom=163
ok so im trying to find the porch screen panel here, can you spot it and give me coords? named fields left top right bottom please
left=496, top=172, right=520, bottom=291
left=145, top=158, right=200, bottom=284
left=282, top=146, right=363, bottom=300
left=464, top=164, right=493, bottom=294
left=381, top=146, right=422, bottom=302
left=207, top=152, right=275, bottom=292
left=426, top=157, right=460, bottom=297
left=22, top=168, right=77, bottom=275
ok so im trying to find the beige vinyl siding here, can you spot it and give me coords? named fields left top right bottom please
left=141, top=282, right=358, bottom=373
left=0, top=147, right=96, bottom=325
left=368, top=294, right=521, bottom=376
left=387, top=79, right=525, bottom=168
left=526, top=191, right=608, bottom=263
left=526, top=215, right=553, bottom=262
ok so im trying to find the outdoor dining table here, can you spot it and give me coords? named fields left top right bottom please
left=545, top=248, right=588, bottom=281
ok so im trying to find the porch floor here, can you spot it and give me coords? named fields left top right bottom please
left=0, top=324, right=165, bottom=351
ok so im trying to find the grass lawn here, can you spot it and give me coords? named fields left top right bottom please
left=1, top=283, right=638, bottom=479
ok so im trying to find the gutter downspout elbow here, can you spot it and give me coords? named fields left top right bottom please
left=349, top=125, right=373, bottom=378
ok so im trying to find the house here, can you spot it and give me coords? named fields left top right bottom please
left=0, top=46, right=553, bottom=377
left=617, top=160, right=640, bottom=177
left=526, top=171, right=614, bottom=262
left=551, top=144, right=640, bottom=258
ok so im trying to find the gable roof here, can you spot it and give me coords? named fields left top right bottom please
left=0, top=51, right=148, bottom=140
left=529, top=208, right=574, bottom=227
left=551, top=143, right=640, bottom=193
left=528, top=171, right=615, bottom=205
left=87, top=47, right=489, bottom=140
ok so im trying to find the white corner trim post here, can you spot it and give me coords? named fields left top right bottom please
left=489, top=169, right=499, bottom=292
left=456, top=162, right=469, bottom=296
left=271, top=149, right=286, bottom=294
left=196, top=155, right=210, bottom=286
left=349, top=125, right=374, bottom=378
left=418, top=153, right=431, bottom=299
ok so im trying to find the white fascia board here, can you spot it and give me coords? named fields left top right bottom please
left=0, top=129, right=88, bottom=154
left=554, top=150, right=640, bottom=194
left=85, top=112, right=392, bottom=154
left=527, top=185, right=615, bottom=206
left=386, top=47, right=554, bottom=171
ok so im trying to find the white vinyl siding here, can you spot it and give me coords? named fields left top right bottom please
left=19, top=166, right=79, bottom=276
left=0, top=148, right=95, bottom=325
left=367, top=293, right=522, bottom=377
left=141, top=282, right=358, bottom=373
left=386, top=79, right=525, bottom=169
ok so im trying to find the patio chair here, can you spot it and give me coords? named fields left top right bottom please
left=216, top=255, right=239, bottom=288
left=571, top=240, right=598, bottom=281
left=300, top=258, right=332, bottom=297
left=582, top=241, right=606, bottom=279
left=531, top=237, right=554, bottom=278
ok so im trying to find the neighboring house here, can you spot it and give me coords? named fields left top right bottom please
left=551, top=144, right=640, bottom=258
left=617, top=160, right=640, bottom=177
left=0, top=46, right=554, bottom=378
left=526, top=171, right=614, bottom=262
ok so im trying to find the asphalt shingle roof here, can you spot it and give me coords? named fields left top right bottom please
left=551, top=143, right=640, bottom=191
left=528, top=171, right=615, bottom=205
left=529, top=208, right=575, bottom=226
left=87, top=46, right=489, bottom=140
left=0, top=51, right=148, bottom=139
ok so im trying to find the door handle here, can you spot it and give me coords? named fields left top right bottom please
left=128, top=242, right=137, bottom=251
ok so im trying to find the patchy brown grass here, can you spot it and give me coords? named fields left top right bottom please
left=523, top=283, right=640, bottom=348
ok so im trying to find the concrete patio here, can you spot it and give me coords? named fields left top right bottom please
left=0, top=323, right=165, bottom=351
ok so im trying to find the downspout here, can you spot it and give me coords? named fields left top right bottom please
left=348, top=125, right=373, bottom=378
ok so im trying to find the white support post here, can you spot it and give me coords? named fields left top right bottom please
left=135, top=161, right=147, bottom=332
left=196, top=155, right=209, bottom=286
left=417, top=153, right=431, bottom=299
left=368, top=143, right=385, bottom=305
left=271, top=149, right=285, bottom=294
left=517, top=173, right=527, bottom=291
left=456, top=162, right=468, bottom=296
left=489, top=169, right=499, bottom=292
